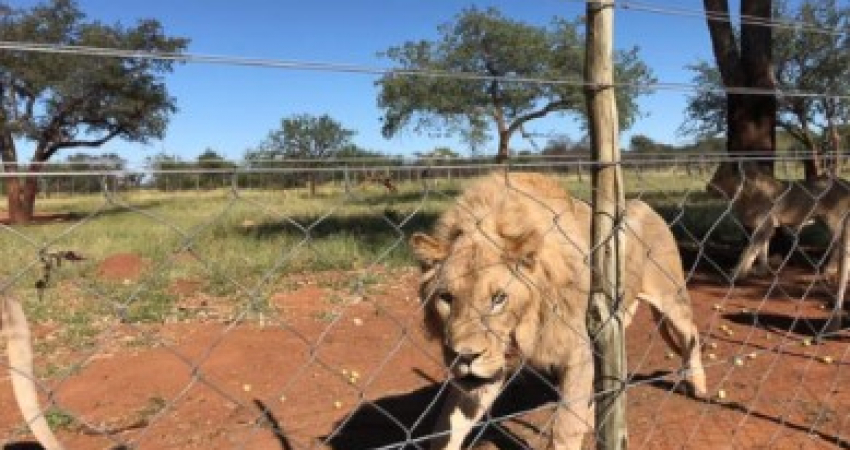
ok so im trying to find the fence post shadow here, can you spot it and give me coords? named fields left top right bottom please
left=253, top=399, right=295, bottom=450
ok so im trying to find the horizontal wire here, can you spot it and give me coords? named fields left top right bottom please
left=582, top=0, right=850, bottom=38
left=1, top=154, right=846, bottom=178
left=3, top=151, right=846, bottom=166
left=0, top=40, right=586, bottom=85
left=1, top=40, right=849, bottom=100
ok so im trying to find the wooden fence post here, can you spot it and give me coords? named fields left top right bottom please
left=584, top=1, right=628, bottom=449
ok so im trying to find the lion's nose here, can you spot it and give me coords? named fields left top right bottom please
left=453, top=347, right=483, bottom=366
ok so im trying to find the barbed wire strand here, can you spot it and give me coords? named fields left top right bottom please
left=1, top=40, right=850, bottom=102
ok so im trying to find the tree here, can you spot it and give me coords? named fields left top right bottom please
left=196, top=148, right=236, bottom=189
left=249, top=113, right=355, bottom=160
left=416, top=146, right=459, bottom=159
left=679, top=61, right=727, bottom=138
left=335, top=144, right=383, bottom=159
left=40, top=152, right=128, bottom=195
left=774, top=0, right=850, bottom=176
left=248, top=114, right=355, bottom=195
left=376, top=7, right=655, bottom=162
left=0, top=0, right=188, bottom=222
left=683, top=0, right=850, bottom=178
left=146, top=153, right=192, bottom=191
left=628, top=134, right=659, bottom=153
left=698, top=0, right=777, bottom=172
left=542, top=136, right=589, bottom=155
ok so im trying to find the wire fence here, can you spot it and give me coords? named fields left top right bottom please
left=0, top=157, right=848, bottom=449
left=2, top=1, right=850, bottom=448
left=4, top=152, right=847, bottom=198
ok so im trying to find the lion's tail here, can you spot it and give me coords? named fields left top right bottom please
left=2, top=296, right=66, bottom=450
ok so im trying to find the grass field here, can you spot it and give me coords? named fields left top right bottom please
left=0, top=167, right=832, bottom=344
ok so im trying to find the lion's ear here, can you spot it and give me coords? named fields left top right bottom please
left=409, top=232, right=449, bottom=267
left=502, top=229, right=543, bottom=269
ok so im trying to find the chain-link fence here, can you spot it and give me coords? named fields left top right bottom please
left=1, top=156, right=848, bottom=449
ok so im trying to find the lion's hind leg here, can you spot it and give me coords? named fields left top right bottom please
left=735, top=218, right=775, bottom=278
left=820, top=216, right=849, bottom=339
left=638, top=292, right=707, bottom=398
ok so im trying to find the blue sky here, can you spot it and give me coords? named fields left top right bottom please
left=15, top=0, right=716, bottom=164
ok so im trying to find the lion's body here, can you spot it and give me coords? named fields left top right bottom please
left=411, top=172, right=705, bottom=450
left=708, top=163, right=850, bottom=334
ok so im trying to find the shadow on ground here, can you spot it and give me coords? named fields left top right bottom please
left=723, top=312, right=850, bottom=342
left=326, top=370, right=562, bottom=450
left=3, top=443, right=44, bottom=450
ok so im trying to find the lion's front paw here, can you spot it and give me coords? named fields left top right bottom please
left=689, top=371, right=708, bottom=398
left=821, top=266, right=840, bottom=284
left=733, top=265, right=752, bottom=280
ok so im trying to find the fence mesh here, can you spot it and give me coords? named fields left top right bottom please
left=0, top=157, right=848, bottom=449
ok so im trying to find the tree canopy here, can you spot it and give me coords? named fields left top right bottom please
left=0, top=0, right=188, bottom=222
left=682, top=0, right=850, bottom=177
left=247, top=113, right=356, bottom=161
left=375, top=6, right=655, bottom=161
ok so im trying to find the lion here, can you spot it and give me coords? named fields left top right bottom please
left=707, top=162, right=849, bottom=334
left=2, top=296, right=65, bottom=449
left=410, top=172, right=706, bottom=450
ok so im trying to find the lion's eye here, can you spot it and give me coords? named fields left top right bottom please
left=437, top=292, right=454, bottom=305
left=491, top=291, right=508, bottom=310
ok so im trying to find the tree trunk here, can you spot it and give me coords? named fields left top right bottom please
left=828, top=121, right=841, bottom=176
left=308, top=173, right=316, bottom=197
left=6, top=177, right=25, bottom=223
left=704, top=0, right=777, bottom=174
left=492, top=102, right=511, bottom=163
left=495, top=130, right=510, bottom=163
left=727, top=92, right=776, bottom=172
left=1, top=131, right=41, bottom=224
left=799, top=128, right=823, bottom=181
left=804, top=154, right=823, bottom=181
left=4, top=162, right=42, bottom=224
left=5, top=176, right=37, bottom=224
left=740, top=0, right=776, bottom=173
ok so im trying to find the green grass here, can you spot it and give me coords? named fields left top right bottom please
left=0, top=181, right=448, bottom=339
left=0, top=168, right=763, bottom=336
left=44, top=408, right=75, bottom=431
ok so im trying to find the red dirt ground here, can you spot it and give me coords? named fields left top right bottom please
left=1, top=255, right=848, bottom=449
left=96, top=253, right=149, bottom=282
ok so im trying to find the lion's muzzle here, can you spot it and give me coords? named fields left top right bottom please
left=451, top=350, right=486, bottom=377
left=444, top=336, right=508, bottom=388
left=449, top=351, right=505, bottom=390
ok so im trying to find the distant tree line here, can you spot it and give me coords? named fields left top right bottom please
left=22, top=127, right=765, bottom=197
left=5, top=1, right=848, bottom=213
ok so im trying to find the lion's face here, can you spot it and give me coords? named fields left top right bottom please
left=411, top=232, right=540, bottom=387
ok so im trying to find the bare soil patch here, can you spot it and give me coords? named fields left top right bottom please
left=96, top=253, right=149, bottom=282
left=0, top=266, right=847, bottom=449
